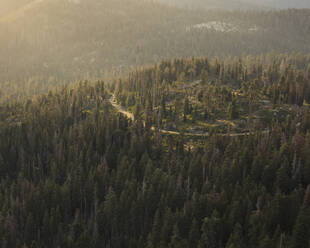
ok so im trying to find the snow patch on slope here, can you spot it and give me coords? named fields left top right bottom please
left=68, top=0, right=81, bottom=4
left=186, top=21, right=260, bottom=33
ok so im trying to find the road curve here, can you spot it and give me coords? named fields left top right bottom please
left=109, top=95, right=134, bottom=121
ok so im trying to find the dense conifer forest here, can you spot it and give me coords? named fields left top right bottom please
left=114, top=54, right=310, bottom=134
left=157, top=0, right=310, bottom=10
left=1, top=0, right=310, bottom=95
left=1, top=1, right=310, bottom=247
left=1, top=54, right=310, bottom=247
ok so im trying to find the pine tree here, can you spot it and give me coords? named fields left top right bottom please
left=225, top=223, right=244, bottom=248
left=147, top=211, right=161, bottom=248
left=189, top=219, right=200, bottom=248
left=169, top=224, right=187, bottom=248
left=199, top=211, right=221, bottom=248
left=259, top=236, right=273, bottom=248
left=290, top=185, right=310, bottom=248
left=24, top=214, right=36, bottom=245
left=276, top=160, right=292, bottom=194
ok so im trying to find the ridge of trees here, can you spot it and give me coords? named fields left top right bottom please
left=0, top=54, right=310, bottom=247
left=114, top=53, right=310, bottom=134
left=1, top=1, right=310, bottom=87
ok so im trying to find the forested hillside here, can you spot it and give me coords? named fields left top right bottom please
left=252, top=0, right=310, bottom=9
left=156, top=0, right=266, bottom=10
left=157, top=0, right=310, bottom=10
left=1, top=1, right=310, bottom=247
left=0, top=0, right=33, bottom=17
left=114, top=53, right=310, bottom=135
left=1, top=0, right=310, bottom=102
left=1, top=55, right=310, bottom=247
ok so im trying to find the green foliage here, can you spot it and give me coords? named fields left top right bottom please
left=1, top=56, right=310, bottom=247
left=1, top=1, right=310, bottom=100
left=116, top=54, right=310, bottom=134
left=290, top=186, right=310, bottom=248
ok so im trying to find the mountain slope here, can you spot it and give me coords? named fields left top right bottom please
left=156, top=0, right=266, bottom=10
left=0, top=0, right=45, bottom=23
left=1, top=0, right=310, bottom=102
left=114, top=54, right=310, bottom=136
left=1, top=55, right=310, bottom=247
left=157, top=0, right=310, bottom=10
left=257, top=0, right=310, bottom=9
left=0, top=0, right=34, bottom=17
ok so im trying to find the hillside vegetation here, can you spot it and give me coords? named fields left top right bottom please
left=1, top=2, right=310, bottom=247
left=0, top=0, right=34, bottom=17
left=114, top=53, right=310, bottom=135
left=157, top=0, right=310, bottom=10
left=0, top=55, right=310, bottom=247
left=1, top=0, right=310, bottom=102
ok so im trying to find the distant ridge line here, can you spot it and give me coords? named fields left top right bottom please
left=0, top=0, right=45, bottom=24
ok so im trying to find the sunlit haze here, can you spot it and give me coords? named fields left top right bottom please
left=1, top=1, right=310, bottom=247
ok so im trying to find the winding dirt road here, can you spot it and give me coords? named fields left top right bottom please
left=109, top=95, right=269, bottom=137
left=110, top=95, right=134, bottom=121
